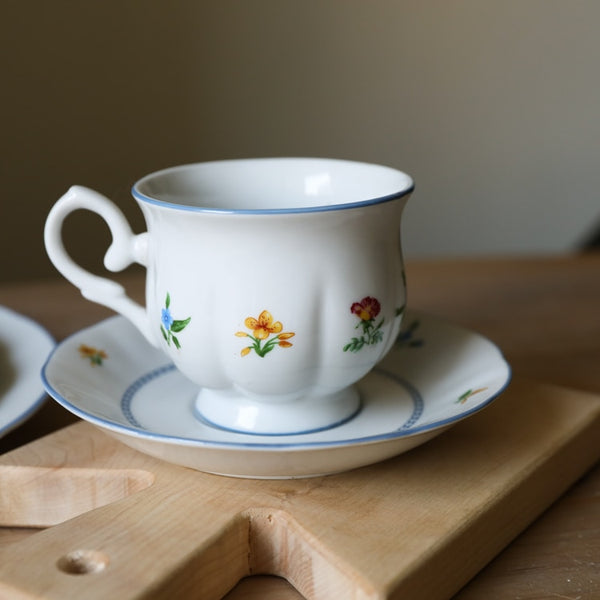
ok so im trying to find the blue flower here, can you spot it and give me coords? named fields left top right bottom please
left=161, top=307, right=174, bottom=330
left=160, top=292, right=191, bottom=349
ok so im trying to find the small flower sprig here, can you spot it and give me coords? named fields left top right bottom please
left=395, top=318, right=424, bottom=349
left=160, top=293, right=191, bottom=349
left=236, top=310, right=295, bottom=357
left=343, top=296, right=385, bottom=353
left=78, top=344, right=108, bottom=366
left=456, top=387, right=488, bottom=404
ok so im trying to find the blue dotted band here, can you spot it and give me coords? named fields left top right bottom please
left=120, top=364, right=177, bottom=428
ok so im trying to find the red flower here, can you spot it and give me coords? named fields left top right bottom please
left=350, top=297, right=381, bottom=321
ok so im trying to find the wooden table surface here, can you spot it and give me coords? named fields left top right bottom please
left=1, top=253, right=599, bottom=599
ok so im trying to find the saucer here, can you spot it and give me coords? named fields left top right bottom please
left=42, top=311, right=511, bottom=478
left=0, top=306, right=55, bottom=438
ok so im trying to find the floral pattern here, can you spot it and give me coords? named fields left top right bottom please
left=79, top=344, right=108, bottom=366
left=456, top=387, right=488, bottom=404
left=236, top=310, right=295, bottom=357
left=343, top=296, right=385, bottom=353
left=160, top=293, right=191, bottom=349
left=395, top=318, right=424, bottom=348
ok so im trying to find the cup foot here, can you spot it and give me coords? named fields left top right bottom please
left=194, top=386, right=361, bottom=435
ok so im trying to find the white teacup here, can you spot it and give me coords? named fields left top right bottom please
left=45, top=158, right=414, bottom=434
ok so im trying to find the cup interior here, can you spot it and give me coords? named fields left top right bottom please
left=132, top=158, right=413, bottom=213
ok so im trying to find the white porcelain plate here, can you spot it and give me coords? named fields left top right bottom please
left=42, top=311, right=511, bottom=478
left=0, top=306, right=55, bottom=438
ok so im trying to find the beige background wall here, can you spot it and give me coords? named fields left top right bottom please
left=2, top=1, right=599, bottom=283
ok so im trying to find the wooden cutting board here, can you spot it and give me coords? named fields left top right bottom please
left=1, top=377, right=599, bottom=600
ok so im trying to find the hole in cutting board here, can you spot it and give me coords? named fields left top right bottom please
left=56, top=549, right=110, bottom=575
left=0, top=465, right=155, bottom=528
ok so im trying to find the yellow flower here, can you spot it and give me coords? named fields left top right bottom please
left=236, top=310, right=295, bottom=357
left=79, top=345, right=106, bottom=359
left=244, top=310, right=283, bottom=340
left=277, top=332, right=295, bottom=347
left=78, top=344, right=108, bottom=366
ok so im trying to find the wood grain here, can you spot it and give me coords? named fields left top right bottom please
left=0, top=379, right=598, bottom=599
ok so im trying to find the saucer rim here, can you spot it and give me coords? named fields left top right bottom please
left=41, top=312, right=512, bottom=451
left=0, top=305, right=55, bottom=438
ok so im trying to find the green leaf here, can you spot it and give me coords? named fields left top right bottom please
left=172, top=335, right=181, bottom=349
left=395, top=305, right=405, bottom=317
left=372, top=330, right=384, bottom=344
left=165, top=292, right=171, bottom=308
left=262, top=344, right=275, bottom=357
left=160, top=325, right=168, bottom=342
left=344, top=337, right=365, bottom=353
left=262, top=338, right=278, bottom=352
left=171, top=317, right=191, bottom=332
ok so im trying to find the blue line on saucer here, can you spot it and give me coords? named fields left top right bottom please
left=121, top=364, right=177, bottom=428
left=120, top=364, right=424, bottom=434
left=191, top=399, right=364, bottom=437
left=372, top=367, right=424, bottom=430
left=395, top=378, right=424, bottom=430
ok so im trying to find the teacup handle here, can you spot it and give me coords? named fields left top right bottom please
left=44, top=185, right=155, bottom=345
